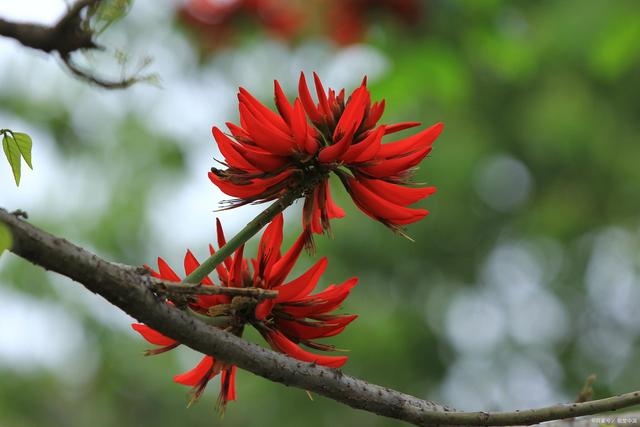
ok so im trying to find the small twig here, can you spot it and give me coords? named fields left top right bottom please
left=148, top=278, right=278, bottom=301
left=61, top=53, right=144, bottom=89
left=0, top=0, right=150, bottom=90
left=0, top=0, right=98, bottom=54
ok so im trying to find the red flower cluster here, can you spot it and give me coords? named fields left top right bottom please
left=132, top=214, right=357, bottom=408
left=177, top=0, right=426, bottom=49
left=328, top=0, right=423, bottom=45
left=209, top=72, right=442, bottom=236
left=178, top=0, right=303, bottom=52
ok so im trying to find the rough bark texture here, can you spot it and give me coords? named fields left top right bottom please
left=1, top=207, right=639, bottom=426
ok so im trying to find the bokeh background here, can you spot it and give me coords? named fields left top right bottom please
left=1, top=0, right=640, bottom=426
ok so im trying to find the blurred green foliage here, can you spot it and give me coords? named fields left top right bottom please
left=1, top=0, right=640, bottom=426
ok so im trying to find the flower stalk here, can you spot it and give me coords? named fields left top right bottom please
left=184, top=186, right=303, bottom=284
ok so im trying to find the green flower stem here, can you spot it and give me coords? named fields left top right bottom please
left=184, top=189, right=302, bottom=284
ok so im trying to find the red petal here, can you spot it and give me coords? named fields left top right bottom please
left=254, top=299, right=275, bottom=320
left=267, top=231, right=306, bottom=288
left=282, top=277, right=358, bottom=317
left=305, top=134, right=318, bottom=155
left=173, top=356, right=216, bottom=386
left=239, top=102, right=296, bottom=156
left=226, top=122, right=251, bottom=142
left=132, top=323, right=177, bottom=346
left=336, top=88, right=345, bottom=106
left=329, top=88, right=341, bottom=117
left=318, top=122, right=357, bottom=164
left=342, top=125, right=383, bottom=164
left=298, top=72, right=323, bottom=123
left=216, top=218, right=233, bottom=271
left=197, top=294, right=230, bottom=307
left=274, top=257, right=328, bottom=303
left=257, top=213, right=284, bottom=277
left=208, top=173, right=267, bottom=198
left=229, top=245, right=245, bottom=287
left=212, top=127, right=258, bottom=171
left=378, top=122, right=443, bottom=158
left=291, top=99, right=310, bottom=152
left=276, top=315, right=357, bottom=340
left=358, top=178, right=436, bottom=207
left=364, top=99, right=385, bottom=129
left=144, top=263, right=162, bottom=279
left=219, top=365, right=237, bottom=402
left=265, top=330, right=347, bottom=368
left=302, top=193, right=316, bottom=232
left=313, top=72, right=333, bottom=123
left=383, top=121, right=421, bottom=135
left=208, top=244, right=230, bottom=283
left=277, top=320, right=347, bottom=340
left=184, top=250, right=213, bottom=285
left=302, top=186, right=323, bottom=234
left=347, top=178, right=428, bottom=225
left=208, top=170, right=293, bottom=199
left=334, top=85, right=368, bottom=140
left=157, top=258, right=182, bottom=282
left=239, top=87, right=289, bottom=134
left=311, top=190, right=322, bottom=233
left=233, top=143, right=289, bottom=172
left=360, top=145, right=432, bottom=178
left=309, top=313, right=359, bottom=326
left=296, top=276, right=358, bottom=304
left=324, top=181, right=345, bottom=219
left=274, top=80, right=293, bottom=124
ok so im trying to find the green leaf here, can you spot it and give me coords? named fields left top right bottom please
left=3, top=134, right=21, bottom=186
left=12, top=132, right=33, bottom=169
left=0, top=222, right=12, bottom=256
left=92, top=0, right=133, bottom=34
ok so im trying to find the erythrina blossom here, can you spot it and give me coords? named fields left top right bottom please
left=328, top=0, right=423, bottom=45
left=178, top=0, right=303, bottom=52
left=209, top=72, right=443, bottom=237
left=132, top=214, right=357, bottom=410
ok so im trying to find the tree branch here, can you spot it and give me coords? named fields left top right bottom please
left=1, top=207, right=639, bottom=426
left=0, top=0, right=99, bottom=54
left=0, top=0, right=145, bottom=89
left=60, top=53, right=142, bottom=89
left=148, top=278, right=278, bottom=300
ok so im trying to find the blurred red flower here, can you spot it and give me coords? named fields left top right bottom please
left=328, top=0, right=423, bottom=45
left=132, top=214, right=357, bottom=409
left=178, top=0, right=304, bottom=52
left=210, top=72, right=442, bottom=237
